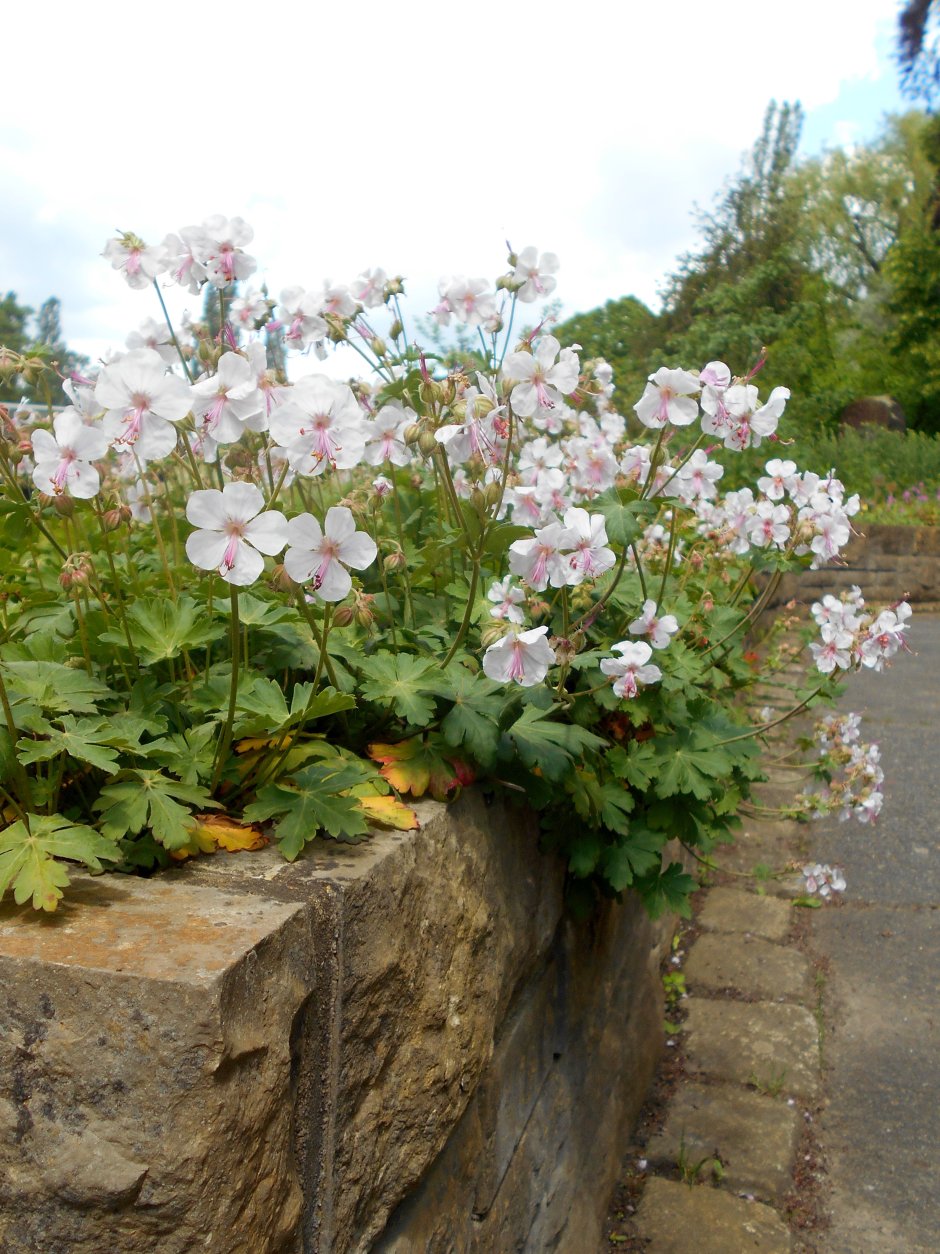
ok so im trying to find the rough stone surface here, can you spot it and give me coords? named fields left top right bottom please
left=373, top=880, right=674, bottom=1252
left=684, top=933, right=810, bottom=1001
left=0, top=877, right=313, bottom=1254
left=635, top=1177, right=792, bottom=1252
left=0, top=791, right=676, bottom=1254
left=647, top=1082, right=801, bottom=1201
left=697, top=887, right=793, bottom=943
left=684, top=999, right=820, bottom=1098
left=770, top=525, right=940, bottom=607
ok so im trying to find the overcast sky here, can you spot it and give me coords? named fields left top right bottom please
left=3, top=1, right=908, bottom=375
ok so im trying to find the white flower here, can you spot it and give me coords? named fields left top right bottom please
left=95, top=348, right=193, bottom=460
left=197, top=215, right=257, bottom=288
left=126, top=317, right=177, bottom=365
left=185, top=482, right=288, bottom=586
left=269, top=376, right=366, bottom=477
left=600, top=640, right=662, bottom=699
left=508, top=521, right=575, bottom=591
left=363, top=404, right=414, bottom=468
left=503, top=336, right=580, bottom=419
left=102, top=234, right=167, bottom=290
left=282, top=506, right=378, bottom=601
left=278, top=287, right=328, bottom=350
left=31, top=410, right=108, bottom=499
left=487, top=578, right=526, bottom=625
left=628, top=600, right=679, bottom=650
left=633, top=367, right=700, bottom=429
left=351, top=268, right=388, bottom=309
left=191, top=352, right=265, bottom=445
left=482, top=625, right=556, bottom=687
left=162, top=227, right=207, bottom=294
left=562, top=508, right=615, bottom=583
left=512, top=247, right=559, bottom=302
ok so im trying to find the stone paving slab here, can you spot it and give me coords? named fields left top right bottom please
left=684, top=999, right=820, bottom=1099
left=635, top=1177, right=792, bottom=1252
left=684, top=933, right=810, bottom=1001
left=646, top=1082, right=800, bottom=1202
left=714, top=821, right=806, bottom=881
left=697, top=887, right=792, bottom=942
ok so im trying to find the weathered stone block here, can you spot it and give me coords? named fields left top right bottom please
left=684, top=999, right=820, bottom=1098
left=0, top=877, right=313, bottom=1253
left=636, top=1176, right=792, bottom=1252
left=647, top=1081, right=800, bottom=1201
left=684, top=932, right=810, bottom=1001
left=697, top=886, right=793, bottom=943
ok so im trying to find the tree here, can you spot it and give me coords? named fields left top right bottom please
left=0, top=292, right=33, bottom=356
left=898, top=0, right=940, bottom=106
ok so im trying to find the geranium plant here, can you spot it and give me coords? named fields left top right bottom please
left=0, top=221, right=909, bottom=912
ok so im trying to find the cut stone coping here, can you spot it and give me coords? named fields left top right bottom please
left=646, top=1081, right=801, bottom=1201
left=684, top=999, right=821, bottom=1100
left=635, top=1176, right=792, bottom=1252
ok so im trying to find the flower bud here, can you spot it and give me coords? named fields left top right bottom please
left=386, top=276, right=404, bottom=296
left=417, top=430, right=438, bottom=457
left=370, top=337, right=387, bottom=358
left=325, top=313, right=348, bottom=343
left=269, top=563, right=294, bottom=594
left=418, top=379, right=439, bottom=407
left=101, top=508, right=125, bottom=532
left=53, top=495, right=75, bottom=517
left=388, top=319, right=403, bottom=340
left=438, top=377, right=456, bottom=406
left=332, top=604, right=356, bottom=628
left=384, top=548, right=407, bottom=572
left=355, top=606, right=375, bottom=630
left=484, top=481, right=503, bottom=509
left=403, top=423, right=422, bottom=446
left=58, top=569, right=73, bottom=591
left=481, top=620, right=509, bottom=648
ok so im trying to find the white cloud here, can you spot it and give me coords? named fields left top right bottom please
left=4, top=0, right=903, bottom=367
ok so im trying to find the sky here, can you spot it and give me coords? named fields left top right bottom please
left=2, top=1, right=911, bottom=377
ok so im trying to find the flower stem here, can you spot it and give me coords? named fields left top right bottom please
left=210, top=584, right=241, bottom=795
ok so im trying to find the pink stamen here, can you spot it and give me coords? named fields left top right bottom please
left=507, top=642, right=526, bottom=682
left=221, top=533, right=240, bottom=570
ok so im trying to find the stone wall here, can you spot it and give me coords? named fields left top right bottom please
left=771, top=524, right=940, bottom=608
left=0, top=791, right=675, bottom=1253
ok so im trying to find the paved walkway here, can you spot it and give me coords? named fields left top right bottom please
left=605, top=613, right=939, bottom=1252
left=808, top=612, right=940, bottom=1253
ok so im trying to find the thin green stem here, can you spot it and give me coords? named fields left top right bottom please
left=152, top=279, right=194, bottom=382
left=210, top=584, right=240, bottom=795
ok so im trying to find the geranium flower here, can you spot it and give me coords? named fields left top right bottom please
left=95, top=349, right=193, bottom=460
left=31, top=409, right=108, bottom=499
left=628, top=600, right=679, bottom=649
left=482, top=625, right=556, bottom=687
left=562, top=508, right=615, bottom=583
left=512, top=247, right=559, bottom=302
left=269, top=376, right=366, bottom=477
left=282, top=506, right=377, bottom=601
left=503, top=336, right=580, bottom=419
left=102, top=233, right=167, bottom=290
left=600, top=640, right=662, bottom=699
left=185, top=482, right=289, bottom=586
left=191, top=352, right=265, bottom=445
left=198, top=215, right=257, bottom=288
left=633, top=367, right=700, bottom=429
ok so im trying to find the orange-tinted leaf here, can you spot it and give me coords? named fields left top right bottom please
left=367, top=734, right=472, bottom=801
left=355, top=793, right=419, bottom=830
left=170, top=813, right=268, bottom=860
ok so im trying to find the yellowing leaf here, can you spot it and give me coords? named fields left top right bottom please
left=354, top=793, right=419, bottom=830
left=170, top=813, right=268, bottom=860
left=235, top=734, right=293, bottom=754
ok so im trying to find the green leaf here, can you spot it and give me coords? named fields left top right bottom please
left=599, top=828, right=663, bottom=892
left=99, top=596, right=223, bottom=664
left=592, top=489, right=657, bottom=546
left=503, top=707, right=606, bottom=782
left=357, top=652, right=441, bottom=726
left=16, top=716, right=122, bottom=774
left=635, top=861, right=697, bottom=919
left=651, top=731, right=733, bottom=802
left=568, top=831, right=602, bottom=878
left=438, top=665, right=504, bottom=767
left=1, top=661, right=112, bottom=714
left=93, top=770, right=217, bottom=849
left=0, top=814, right=121, bottom=912
left=244, top=759, right=374, bottom=857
